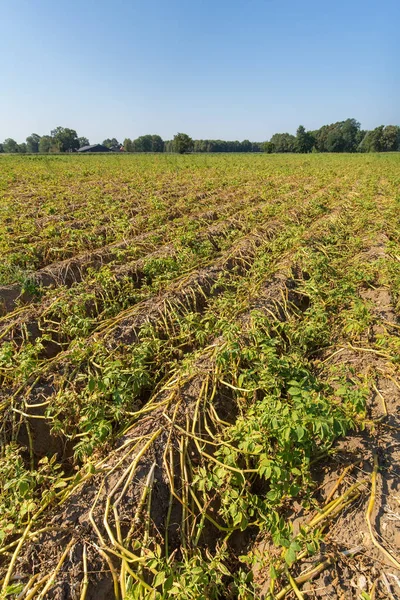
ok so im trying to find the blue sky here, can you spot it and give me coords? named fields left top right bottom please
left=1, top=0, right=399, bottom=143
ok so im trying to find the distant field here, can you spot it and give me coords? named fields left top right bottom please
left=0, top=153, right=399, bottom=599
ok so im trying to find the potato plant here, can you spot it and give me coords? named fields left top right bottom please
left=0, top=153, right=399, bottom=599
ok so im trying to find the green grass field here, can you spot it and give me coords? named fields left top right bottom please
left=0, top=153, right=400, bottom=599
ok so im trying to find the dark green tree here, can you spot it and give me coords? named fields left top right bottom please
left=270, top=133, right=297, bottom=153
left=130, top=135, right=164, bottom=152
left=263, top=141, right=276, bottom=153
left=341, top=119, right=360, bottom=152
left=381, top=125, right=400, bottom=151
left=151, top=135, right=164, bottom=152
left=239, top=139, right=251, bottom=152
left=102, top=138, right=121, bottom=151
left=51, top=127, right=79, bottom=152
left=123, top=138, right=134, bottom=152
left=313, top=119, right=360, bottom=152
left=39, top=135, right=53, bottom=153
left=313, top=124, right=330, bottom=152
left=78, top=137, right=90, bottom=148
left=133, top=135, right=152, bottom=152
left=359, top=126, right=384, bottom=152
left=326, top=129, right=345, bottom=152
left=355, top=129, right=366, bottom=148
left=26, top=133, right=41, bottom=153
left=296, top=125, right=314, bottom=153
left=3, top=138, right=19, bottom=153
left=173, top=133, right=194, bottom=154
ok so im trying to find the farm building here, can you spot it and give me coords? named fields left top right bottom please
left=78, top=144, right=111, bottom=153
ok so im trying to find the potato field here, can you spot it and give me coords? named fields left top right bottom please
left=0, top=153, right=400, bottom=599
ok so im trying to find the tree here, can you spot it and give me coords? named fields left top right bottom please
left=313, top=124, right=330, bottom=152
left=102, top=138, right=121, bottom=151
left=341, top=119, right=360, bottom=152
left=133, top=135, right=152, bottom=152
left=129, top=134, right=163, bottom=152
left=50, top=127, right=79, bottom=152
left=173, top=133, right=193, bottom=154
left=39, top=135, right=53, bottom=153
left=151, top=135, right=164, bottom=152
left=355, top=129, right=366, bottom=148
left=296, top=125, right=314, bottom=153
left=240, top=139, right=252, bottom=152
left=359, top=126, right=384, bottom=153
left=263, top=141, right=275, bottom=153
left=270, top=133, right=296, bottom=153
left=26, top=133, right=41, bottom=153
left=124, top=138, right=134, bottom=152
left=78, top=137, right=90, bottom=148
left=251, top=142, right=263, bottom=152
left=2, top=122, right=396, bottom=157
left=313, top=119, right=360, bottom=152
left=3, top=138, right=19, bottom=153
left=326, top=129, right=346, bottom=152
left=381, top=125, right=400, bottom=151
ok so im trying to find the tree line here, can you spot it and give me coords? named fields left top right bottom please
left=1, top=120, right=399, bottom=155
left=0, top=128, right=90, bottom=154
left=264, top=120, right=400, bottom=153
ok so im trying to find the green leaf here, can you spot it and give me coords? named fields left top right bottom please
left=18, top=480, right=29, bottom=496
left=5, top=582, right=25, bottom=596
left=270, top=564, right=278, bottom=579
left=53, top=480, right=67, bottom=488
left=217, top=562, right=231, bottom=576
left=291, top=540, right=302, bottom=552
left=153, top=571, right=166, bottom=587
left=285, top=546, right=297, bottom=566
left=163, top=576, right=173, bottom=592
left=288, top=387, right=301, bottom=396
left=261, top=465, right=272, bottom=479
left=233, top=511, right=243, bottom=526
left=266, top=489, right=279, bottom=501
left=306, top=541, right=318, bottom=555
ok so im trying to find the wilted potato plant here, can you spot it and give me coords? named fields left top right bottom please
left=0, top=153, right=399, bottom=599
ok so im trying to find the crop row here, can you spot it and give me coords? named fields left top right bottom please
left=0, top=153, right=399, bottom=599
left=0, top=153, right=370, bottom=284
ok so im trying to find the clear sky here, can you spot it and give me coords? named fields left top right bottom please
left=1, top=0, right=399, bottom=143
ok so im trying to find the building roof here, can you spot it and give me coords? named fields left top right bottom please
left=77, top=144, right=111, bottom=152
